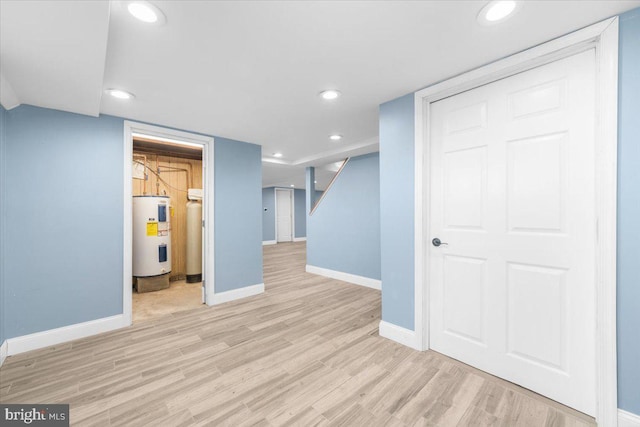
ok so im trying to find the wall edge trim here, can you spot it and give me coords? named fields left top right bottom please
left=262, top=240, right=277, bottom=246
left=619, top=410, right=640, bottom=427
left=6, top=314, right=128, bottom=356
left=306, top=265, right=381, bottom=290
left=379, top=320, right=421, bottom=351
left=0, top=340, right=7, bottom=367
left=211, top=283, right=264, bottom=305
left=293, top=237, right=307, bottom=242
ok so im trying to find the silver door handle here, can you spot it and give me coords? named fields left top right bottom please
left=432, top=238, right=448, bottom=247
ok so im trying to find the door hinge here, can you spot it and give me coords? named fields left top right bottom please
left=202, top=220, right=205, bottom=227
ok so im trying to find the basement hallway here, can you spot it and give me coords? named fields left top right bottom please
left=0, top=242, right=594, bottom=426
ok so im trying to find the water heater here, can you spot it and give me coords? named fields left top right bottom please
left=133, top=196, right=172, bottom=278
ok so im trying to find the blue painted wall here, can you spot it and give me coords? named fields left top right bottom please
left=378, top=9, right=640, bottom=414
left=294, top=188, right=306, bottom=238
left=3, top=106, right=125, bottom=338
left=214, top=138, right=263, bottom=292
left=0, top=105, right=7, bottom=346
left=379, top=94, right=415, bottom=330
left=617, top=7, right=640, bottom=416
left=0, top=105, right=263, bottom=339
left=307, top=153, right=381, bottom=279
left=262, top=188, right=275, bottom=241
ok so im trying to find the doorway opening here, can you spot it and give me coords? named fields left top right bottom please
left=132, top=135, right=202, bottom=321
left=123, top=121, right=214, bottom=324
left=275, top=188, right=294, bottom=242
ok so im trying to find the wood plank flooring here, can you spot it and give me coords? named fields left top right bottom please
left=0, top=242, right=595, bottom=426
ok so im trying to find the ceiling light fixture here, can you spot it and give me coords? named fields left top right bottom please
left=477, top=1, right=519, bottom=25
left=319, top=90, right=341, bottom=100
left=329, top=134, right=342, bottom=141
left=273, top=152, right=283, bottom=158
left=128, top=1, right=166, bottom=24
left=105, top=89, right=135, bottom=100
left=290, top=184, right=295, bottom=187
left=131, top=132, right=202, bottom=148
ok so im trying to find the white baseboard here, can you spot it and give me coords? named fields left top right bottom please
left=210, top=283, right=264, bottom=305
left=619, top=409, right=640, bottom=427
left=379, top=320, right=422, bottom=351
left=0, top=340, right=7, bottom=367
left=306, top=265, right=381, bottom=290
left=6, top=314, right=129, bottom=356
left=293, top=237, right=307, bottom=242
left=262, top=240, right=277, bottom=246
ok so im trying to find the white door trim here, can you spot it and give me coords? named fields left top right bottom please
left=291, top=189, right=297, bottom=239
left=413, top=18, right=618, bottom=425
left=275, top=187, right=294, bottom=242
left=273, top=187, right=277, bottom=241
left=123, top=121, right=215, bottom=319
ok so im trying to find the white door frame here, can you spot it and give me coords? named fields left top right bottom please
left=413, top=18, right=618, bottom=425
left=123, top=121, right=216, bottom=321
left=275, top=187, right=294, bottom=242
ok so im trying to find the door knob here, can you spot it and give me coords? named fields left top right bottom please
left=432, top=238, right=448, bottom=247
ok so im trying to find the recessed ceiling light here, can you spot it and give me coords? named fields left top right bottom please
left=105, top=89, right=135, bottom=100
left=290, top=184, right=295, bottom=187
left=128, top=1, right=166, bottom=24
left=477, top=1, right=519, bottom=25
left=273, top=152, right=283, bottom=158
left=314, top=181, right=317, bottom=184
left=319, top=90, right=341, bottom=100
left=329, top=134, right=342, bottom=141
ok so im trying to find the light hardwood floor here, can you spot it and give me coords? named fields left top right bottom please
left=0, top=242, right=595, bottom=426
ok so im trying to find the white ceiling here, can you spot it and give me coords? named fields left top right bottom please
left=2, top=0, right=639, bottom=189
left=0, top=1, right=110, bottom=114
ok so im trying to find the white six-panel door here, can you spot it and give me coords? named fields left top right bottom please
left=428, top=50, right=596, bottom=415
left=276, top=188, right=293, bottom=242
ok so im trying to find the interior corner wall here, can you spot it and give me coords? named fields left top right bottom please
left=307, top=153, right=380, bottom=280
left=3, top=105, right=125, bottom=338
left=214, top=137, right=263, bottom=292
left=617, top=7, right=640, bottom=416
left=0, top=105, right=7, bottom=347
left=294, top=188, right=306, bottom=238
left=379, top=94, right=415, bottom=330
left=262, top=187, right=276, bottom=241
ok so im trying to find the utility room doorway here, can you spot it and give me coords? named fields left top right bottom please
left=131, top=133, right=205, bottom=322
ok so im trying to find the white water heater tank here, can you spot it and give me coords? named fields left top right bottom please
left=133, top=196, right=172, bottom=277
